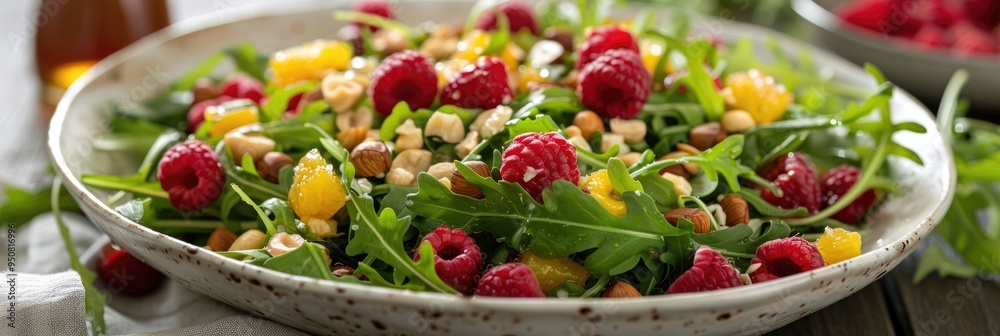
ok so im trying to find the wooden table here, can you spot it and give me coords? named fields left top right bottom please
left=771, top=243, right=1000, bottom=335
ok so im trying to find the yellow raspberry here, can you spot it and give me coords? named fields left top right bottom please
left=724, top=69, right=792, bottom=125
left=816, top=227, right=862, bottom=265
left=269, top=40, right=352, bottom=88
left=520, top=251, right=590, bottom=294
left=288, top=149, right=348, bottom=221
left=579, top=170, right=627, bottom=217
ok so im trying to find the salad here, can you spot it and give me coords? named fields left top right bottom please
left=82, top=0, right=926, bottom=299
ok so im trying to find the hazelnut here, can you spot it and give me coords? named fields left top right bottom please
left=192, top=77, right=219, bottom=105
left=266, top=232, right=306, bottom=257
left=620, top=152, right=642, bottom=167
left=610, top=118, right=647, bottom=144
left=224, top=132, right=275, bottom=162
left=421, top=36, right=459, bottom=60
left=722, top=109, right=757, bottom=134
left=676, top=143, right=701, bottom=155
left=602, top=281, right=641, bottom=298
left=255, top=152, right=294, bottom=183
left=330, top=265, right=355, bottom=278
left=658, top=151, right=700, bottom=177
left=335, top=106, right=374, bottom=132
left=337, top=126, right=370, bottom=151
left=228, top=229, right=267, bottom=251
left=373, top=29, right=409, bottom=56
left=304, top=218, right=338, bottom=239
left=573, top=110, right=604, bottom=139
left=205, top=226, right=237, bottom=252
left=689, top=122, right=728, bottom=151
left=660, top=172, right=693, bottom=197
left=350, top=141, right=392, bottom=178
left=719, top=194, right=750, bottom=226
left=450, top=161, right=492, bottom=199
left=663, top=208, right=712, bottom=234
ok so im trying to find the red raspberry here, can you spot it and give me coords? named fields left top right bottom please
left=575, top=26, right=639, bottom=70
left=948, top=22, right=999, bottom=56
left=353, top=0, right=395, bottom=32
left=500, top=132, right=580, bottom=202
left=576, top=49, right=650, bottom=119
left=820, top=165, right=878, bottom=224
left=440, top=56, right=514, bottom=109
left=187, top=96, right=236, bottom=133
left=474, top=263, right=545, bottom=297
left=98, top=243, right=164, bottom=295
left=219, top=75, right=264, bottom=104
left=157, top=140, right=225, bottom=212
left=755, top=152, right=822, bottom=214
left=666, top=246, right=743, bottom=294
left=749, top=237, right=824, bottom=283
left=413, top=225, right=484, bottom=294
left=368, top=50, right=438, bottom=116
left=475, top=1, right=540, bottom=35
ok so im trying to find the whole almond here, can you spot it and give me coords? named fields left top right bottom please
left=450, top=161, right=492, bottom=199
left=350, top=141, right=392, bottom=178
left=206, top=226, right=237, bottom=252
left=602, top=281, right=642, bottom=298
left=664, top=208, right=712, bottom=234
left=719, top=194, right=750, bottom=226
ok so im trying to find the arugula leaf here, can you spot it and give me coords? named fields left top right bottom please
left=736, top=188, right=809, bottom=218
left=261, top=83, right=315, bottom=122
left=223, top=43, right=268, bottom=83
left=230, top=184, right=278, bottom=237
left=481, top=13, right=510, bottom=55
left=511, top=87, right=583, bottom=120
left=691, top=220, right=791, bottom=258
left=379, top=102, right=431, bottom=142
left=344, top=193, right=458, bottom=293
left=630, top=135, right=772, bottom=193
left=409, top=163, right=691, bottom=275
left=507, top=114, right=561, bottom=137
left=52, top=178, right=106, bottom=335
left=261, top=243, right=336, bottom=280
left=333, top=11, right=415, bottom=38
left=912, top=243, right=978, bottom=282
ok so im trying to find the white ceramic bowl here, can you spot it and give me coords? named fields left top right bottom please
left=49, top=1, right=955, bottom=335
left=793, top=0, right=1000, bottom=109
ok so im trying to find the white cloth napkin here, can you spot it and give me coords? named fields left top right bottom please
left=6, top=214, right=308, bottom=336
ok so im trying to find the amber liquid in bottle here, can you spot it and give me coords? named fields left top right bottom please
left=35, top=0, right=170, bottom=115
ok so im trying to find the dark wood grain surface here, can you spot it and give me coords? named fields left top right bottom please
left=770, top=243, right=1000, bottom=336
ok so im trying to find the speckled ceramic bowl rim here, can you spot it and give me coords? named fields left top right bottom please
left=792, top=0, right=1000, bottom=67
left=49, top=0, right=956, bottom=313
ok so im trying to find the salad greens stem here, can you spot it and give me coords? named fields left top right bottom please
left=716, top=250, right=756, bottom=259
left=580, top=274, right=612, bottom=298
left=936, top=70, right=969, bottom=142
left=80, top=176, right=169, bottom=199
left=52, top=178, right=107, bottom=335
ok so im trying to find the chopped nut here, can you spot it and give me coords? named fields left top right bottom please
left=421, top=36, right=459, bottom=60
left=602, top=281, right=641, bottom=298
left=689, top=122, right=728, bottom=151
left=722, top=109, right=757, bottom=134
left=719, top=194, right=750, bottom=226
left=206, top=227, right=237, bottom=252
left=335, top=106, right=374, bottom=131
left=470, top=105, right=513, bottom=138
left=228, top=229, right=267, bottom=251
left=602, top=133, right=631, bottom=155
left=223, top=132, right=275, bottom=162
left=564, top=125, right=583, bottom=139
left=372, top=29, right=409, bottom=56
left=394, top=119, right=424, bottom=151
left=438, top=177, right=452, bottom=190
left=573, top=110, right=604, bottom=139
left=568, top=135, right=592, bottom=152
left=430, top=24, right=458, bottom=39
left=664, top=208, right=712, bottom=234
left=330, top=265, right=355, bottom=278
left=256, top=152, right=294, bottom=183
left=321, top=73, right=365, bottom=112
left=386, top=167, right=416, bottom=186
left=266, top=232, right=306, bottom=257
left=676, top=143, right=701, bottom=155
left=610, top=118, right=647, bottom=144
left=428, top=162, right=457, bottom=180
left=388, top=149, right=433, bottom=186
left=450, top=161, right=492, bottom=199
left=620, top=152, right=642, bottom=167
left=350, top=141, right=392, bottom=178
left=304, top=218, right=338, bottom=239
left=337, top=126, right=369, bottom=151
left=527, top=40, right=565, bottom=67
left=425, top=112, right=466, bottom=143
left=658, top=151, right=700, bottom=176
left=660, top=172, right=693, bottom=197
left=456, top=131, right=480, bottom=158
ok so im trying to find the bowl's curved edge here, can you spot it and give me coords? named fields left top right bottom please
left=47, top=1, right=958, bottom=334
